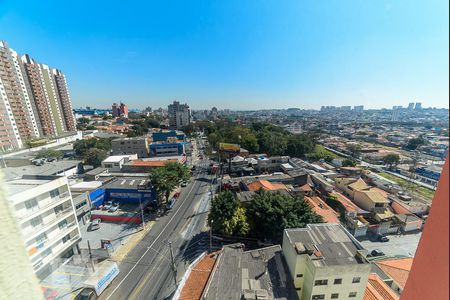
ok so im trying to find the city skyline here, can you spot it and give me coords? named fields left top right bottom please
left=1, top=0, right=448, bottom=110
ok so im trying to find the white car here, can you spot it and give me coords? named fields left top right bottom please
left=103, top=201, right=113, bottom=210
left=109, top=202, right=120, bottom=212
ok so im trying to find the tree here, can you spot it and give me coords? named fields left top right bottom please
left=35, top=149, right=63, bottom=160
left=383, top=154, right=400, bottom=170
left=150, top=162, right=190, bottom=204
left=246, top=191, right=323, bottom=243
left=342, top=159, right=357, bottom=167
left=74, top=138, right=112, bottom=157
left=84, top=148, right=107, bottom=167
left=346, top=144, right=362, bottom=158
left=325, top=195, right=346, bottom=223
left=208, top=191, right=250, bottom=236
left=405, top=137, right=427, bottom=150
left=285, top=134, right=315, bottom=158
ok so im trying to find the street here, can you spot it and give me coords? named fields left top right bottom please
left=99, top=159, right=213, bottom=300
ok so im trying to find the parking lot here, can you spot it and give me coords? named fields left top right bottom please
left=359, top=231, right=422, bottom=257
left=79, top=219, right=141, bottom=252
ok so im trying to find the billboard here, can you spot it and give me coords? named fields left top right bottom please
left=219, top=143, right=240, bottom=153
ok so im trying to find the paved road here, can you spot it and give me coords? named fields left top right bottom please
left=99, top=159, right=213, bottom=300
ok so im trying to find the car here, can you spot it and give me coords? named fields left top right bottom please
left=371, top=249, right=385, bottom=257
left=166, top=198, right=176, bottom=210
left=76, top=288, right=97, bottom=300
left=89, top=218, right=101, bottom=231
left=103, top=201, right=113, bottom=210
left=181, top=181, right=187, bottom=187
left=108, top=202, right=120, bottom=212
left=377, top=234, right=390, bottom=242
left=46, top=157, right=56, bottom=162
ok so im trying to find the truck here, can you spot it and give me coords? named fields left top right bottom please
left=76, top=261, right=119, bottom=299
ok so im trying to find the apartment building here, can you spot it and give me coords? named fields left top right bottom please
left=6, top=175, right=81, bottom=280
left=0, top=40, right=77, bottom=150
left=0, top=41, right=40, bottom=150
left=282, top=224, right=371, bottom=300
left=168, top=101, right=190, bottom=130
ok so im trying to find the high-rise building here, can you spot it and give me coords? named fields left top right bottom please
left=1, top=40, right=77, bottom=150
left=168, top=101, right=190, bottom=130
left=415, top=102, right=422, bottom=110
left=408, top=102, right=415, bottom=110
left=112, top=102, right=128, bottom=117
left=0, top=41, right=41, bottom=150
left=353, top=105, right=364, bottom=112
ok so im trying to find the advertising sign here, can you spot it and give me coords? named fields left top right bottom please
left=219, top=143, right=240, bottom=153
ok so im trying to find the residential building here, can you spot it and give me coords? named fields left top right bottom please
left=363, top=273, right=399, bottom=300
left=0, top=41, right=39, bottom=150
left=5, top=175, right=82, bottom=280
left=304, top=196, right=340, bottom=223
left=282, top=224, right=371, bottom=300
left=245, top=179, right=288, bottom=192
left=414, top=102, right=422, bottom=110
left=354, top=105, right=364, bottom=112
left=52, top=69, right=76, bottom=131
left=112, top=102, right=128, bottom=117
left=373, top=258, right=413, bottom=295
left=168, top=101, right=190, bottom=130
left=201, top=244, right=299, bottom=299
left=0, top=40, right=77, bottom=149
left=111, top=137, right=150, bottom=158
left=407, top=102, right=414, bottom=110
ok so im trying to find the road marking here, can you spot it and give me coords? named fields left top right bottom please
left=105, top=174, right=200, bottom=299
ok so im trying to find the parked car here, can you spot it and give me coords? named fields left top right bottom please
left=371, top=249, right=385, bottom=257
left=103, top=201, right=113, bottom=210
left=89, top=218, right=101, bottom=231
left=109, top=202, right=120, bottom=212
left=76, top=288, right=97, bottom=300
left=46, top=157, right=56, bottom=162
left=166, top=198, right=176, bottom=210
left=181, top=181, right=187, bottom=187
left=377, top=234, right=390, bottom=242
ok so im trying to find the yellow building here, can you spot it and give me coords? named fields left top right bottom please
left=282, top=224, right=372, bottom=300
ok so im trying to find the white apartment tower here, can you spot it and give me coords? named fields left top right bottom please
left=282, top=224, right=371, bottom=300
left=6, top=175, right=82, bottom=280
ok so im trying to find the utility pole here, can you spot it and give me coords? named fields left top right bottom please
left=209, top=220, right=214, bottom=253
left=87, top=240, right=95, bottom=272
left=168, top=242, right=177, bottom=287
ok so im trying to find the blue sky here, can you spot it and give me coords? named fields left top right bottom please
left=1, top=0, right=448, bottom=110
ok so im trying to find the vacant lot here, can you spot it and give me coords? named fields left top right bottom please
left=378, top=172, right=435, bottom=201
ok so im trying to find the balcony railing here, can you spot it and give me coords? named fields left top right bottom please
left=17, top=193, right=71, bottom=222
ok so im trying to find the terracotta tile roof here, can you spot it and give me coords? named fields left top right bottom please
left=132, top=160, right=177, bottom=167
left=348, top=178, right=371, bottom=191
left=375, top=258, right=413, bottom=289
left=304, top=196, right=340, bottom=223
left=298, top=183, right=312, bottom=192
left=371, top=187, right=389, bottom=198
left=330, top=191, right=359, bottom=213
left=179, top=252, right=218, bottom=300
left=357, top=190, right=389, bottom=203
left=247, top=180, right=287, bottom=192
left=364, top=273, right=399, bottom=300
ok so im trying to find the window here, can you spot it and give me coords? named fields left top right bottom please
left=352, top=277, right=361, bottom=283
left=25, top=198, right=38, bottom=210
left=296, top=274, right=303, bottom=278
left=314, top=279, right=328, bottom=286
left=312, top=295, right=325, bottom=300
left=35, top=233, right=47, bottom=246
left=30, top=216, right=43, bottom=228
left=50, top=189, right=60, bottom=198
left=58, top=219, right=68, bottom=229
left=331, top=294, right=339, bottom=299
left=334, top=278, right=342, bottom=284
left=295, top=287, right=301, bottom=291
left=349, top=292, right=357, bottom=298
left=62, top=234, right=70, bottom=243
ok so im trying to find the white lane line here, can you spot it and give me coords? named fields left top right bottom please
left=105, top=175, right=200, bottom=299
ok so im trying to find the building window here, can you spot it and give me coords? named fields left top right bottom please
left=334, top=278, right=342, bottom=284
left=296, top=274, right=303, bottom=278
left=349, top=292, right=357, bottom=298
left=295, top=287, right=301, bottom=291
left=312, top=295, right=325, bottom=300
left=62, top=234, right=70, bottom=243
left=352, top=277, right=361, bottom=283
left=314, top=279, right=328, bottom=286
left=25, top=198, right=38, bottom=211
left=331, top=293, right=339, bottom=299
left=58, top=219, right=68, bottom=229
left=50, top=188, right=60, bottom=198
left=30, top=216, right=43, bottom=228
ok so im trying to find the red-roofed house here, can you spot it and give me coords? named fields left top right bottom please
left=246, top=180, right=288, bottom=192
left=364, top=273, right=399, bottom=300
left=304, top=196, right=340, bottom=223
left=375, top=257, right=413, bottom=294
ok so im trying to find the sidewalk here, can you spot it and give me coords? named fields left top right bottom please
left=110, top=220, right=155, bottom=262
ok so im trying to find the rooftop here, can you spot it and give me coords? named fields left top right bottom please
left=247, top=179, right=288, bottom=192
left=375, top=258, right=413, bottom=289
left=203, top=244, right=298, bottom=300
left=5, top=175, right=61, bottom=195
left=102, top=155, right=133, bottom=163
left=285, top=223, right=368, bottom=267
left=304, top=196, right=340, bottom=223
left=103, top=176, right=151, bottom=190
left=2, top=160, right=80, bottom=181
left=363, top=273, right=399, bottom=300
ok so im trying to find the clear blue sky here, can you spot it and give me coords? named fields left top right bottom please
left=1, top=0, right=448, bottom=110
